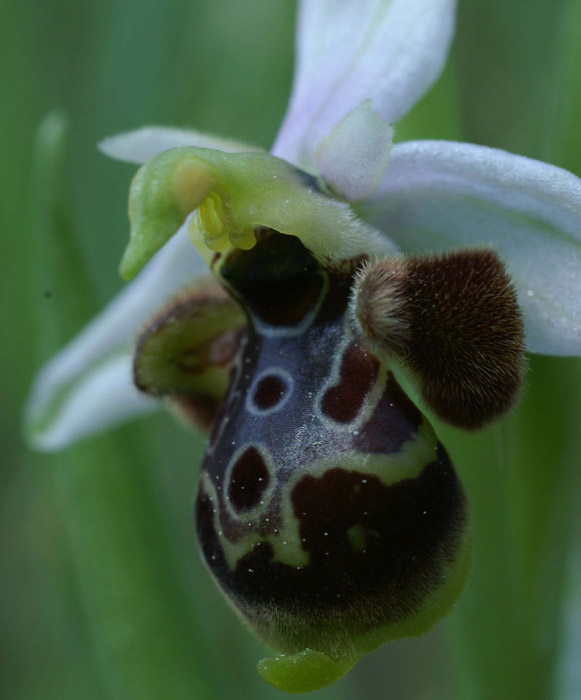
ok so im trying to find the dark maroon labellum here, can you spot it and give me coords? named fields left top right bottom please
left=195, top=231, right=470, bottom=657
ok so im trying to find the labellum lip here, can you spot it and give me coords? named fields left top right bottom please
left=129, top=230, right=529, bottom=691
left=130, top=231, right=501, bottom=692
left=188, top=230, right=472, bottom=691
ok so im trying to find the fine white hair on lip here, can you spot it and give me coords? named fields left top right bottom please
left=350, top=257, right=411, bottom=359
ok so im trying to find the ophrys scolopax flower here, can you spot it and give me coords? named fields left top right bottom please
left=26, top=0, right=581, bottom=693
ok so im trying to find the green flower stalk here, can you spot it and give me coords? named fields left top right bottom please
left=26, top=0, right=581, bottom=694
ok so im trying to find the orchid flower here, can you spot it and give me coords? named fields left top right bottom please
left=26, top=0, right=581, bottom=694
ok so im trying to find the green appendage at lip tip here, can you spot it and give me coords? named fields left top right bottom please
left=255, top=527, right=473, bottom=694
left=257, top=648, right=356, bottom=694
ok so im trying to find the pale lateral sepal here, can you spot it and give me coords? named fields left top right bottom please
left=27, top=353, right=157, bottom=452
left=26, top=225, right=209, bottom=451
left=358, top=140, right=581, bottom=355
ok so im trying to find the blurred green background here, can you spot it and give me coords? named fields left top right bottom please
left=2, top=1, right=581, bottom=698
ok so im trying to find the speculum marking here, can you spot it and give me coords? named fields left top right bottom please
left=228, top=446, right=271, bottom=513
left=321, top=342, right=379, bottom=423
left=253, top=374, right=287, bottom=410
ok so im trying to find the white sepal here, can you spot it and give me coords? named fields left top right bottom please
left=272, top=0, right=456, bottom=172
left=26, top=222, right=208, bottom=450
left=28, top=354, right=156, bottom=452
